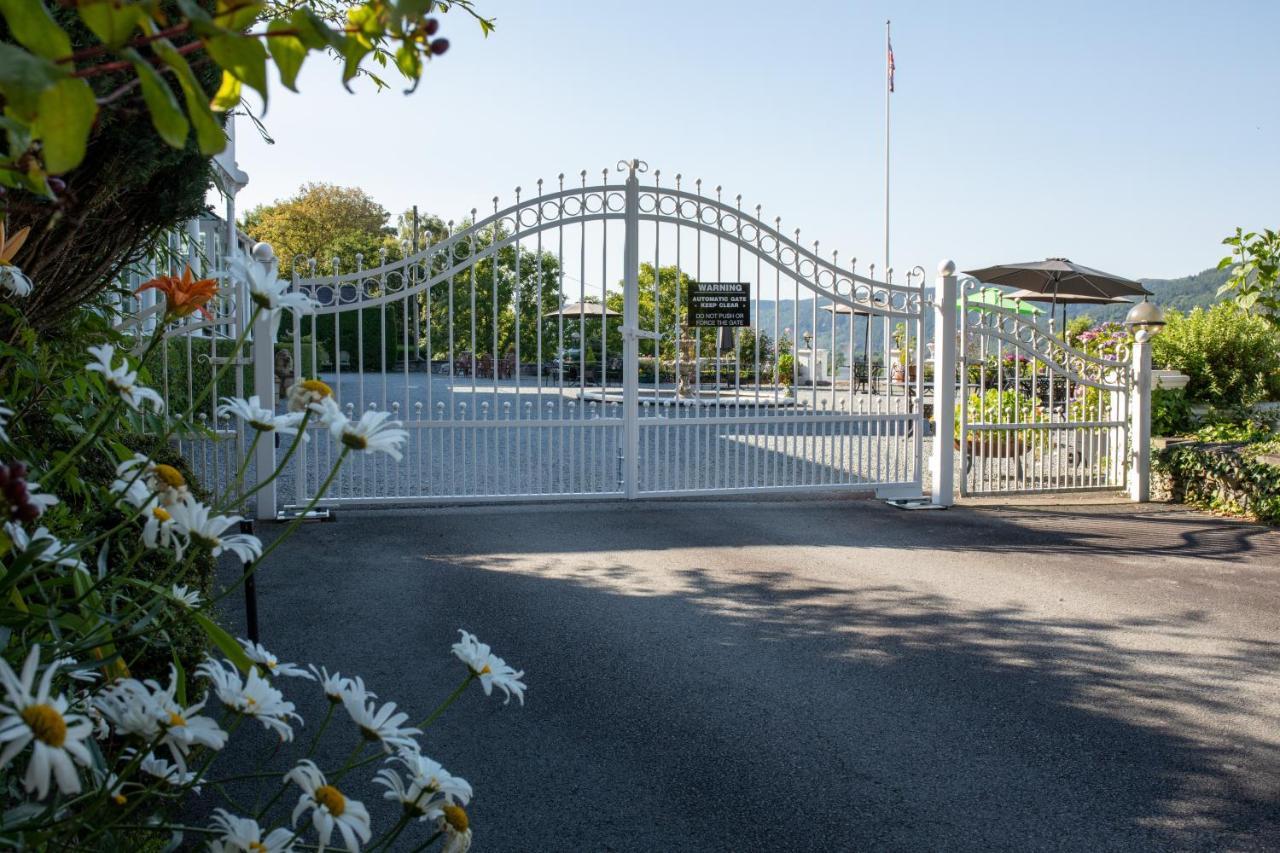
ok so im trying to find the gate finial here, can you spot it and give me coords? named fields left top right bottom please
left=615, top=158, right=649, bottom=178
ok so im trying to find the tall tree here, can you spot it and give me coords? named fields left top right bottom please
left=243, top=184, right=398, bottom=274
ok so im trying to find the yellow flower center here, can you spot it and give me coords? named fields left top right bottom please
left=249, top=843, right=268, bottom=853
left=21, top=704, right=67, bottom=747
left=112, top=793, right=128, bottom=806
left=300, top=379, right=332, bottom=398
left=442, top=803, right=469, bottom=833
left=152, top=507, right=171, bottom=522
left=314, top=784, right=346, bottom=817
left=152, top=464, right=186, bottom=488
left=340, top=432, right=368, bottom=451
left=480, top=664, right=491, bottom=675
left=167, top=711, right=186, bottom=728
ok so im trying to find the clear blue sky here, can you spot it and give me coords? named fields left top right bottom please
left=233, top=0, right=1280, bottom=281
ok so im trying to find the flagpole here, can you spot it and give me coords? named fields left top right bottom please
left=884, top=18, right=891, bottom=273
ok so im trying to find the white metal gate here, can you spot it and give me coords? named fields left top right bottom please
left=280, top=160, right=927, bottom=508
left=957, top=278, right=1132, bottom=496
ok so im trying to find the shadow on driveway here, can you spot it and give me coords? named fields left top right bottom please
left=216, top=499, right=1280, bottom=851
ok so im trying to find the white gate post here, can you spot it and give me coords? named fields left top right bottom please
left=1128, top=331, right=1152, bottom=502
left=250, top=242, right=278, bottom=520
left=620, top=160, right=641, bottom=499
left=930, top=260, right=958, bottom=506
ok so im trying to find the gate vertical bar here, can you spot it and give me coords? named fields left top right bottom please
left=621, top=159, right=642, bottom=499
left=931, top=260, right=957, bottom=506
left=250, top=242, right=278, bottom=520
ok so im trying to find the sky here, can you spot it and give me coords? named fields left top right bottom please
left=230, top=0, right=1280, bottom=282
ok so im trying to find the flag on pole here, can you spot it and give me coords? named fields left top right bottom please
left=887, top=37, right=896, bottom=93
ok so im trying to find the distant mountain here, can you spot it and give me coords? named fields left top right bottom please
left=1081, top=266, right=1230, bottom=324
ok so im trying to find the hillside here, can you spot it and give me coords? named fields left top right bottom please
left=1083, top=266, right=1230, bottom=324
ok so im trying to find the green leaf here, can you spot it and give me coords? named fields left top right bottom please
left=0, top=0, right=72, bottom=61
left=152, top=39, right=226, bottom=155
left=215, top=0, right=263, bottom=31
left=290, top=8, right=339, bottom=50
left=127, top=51, right=190, bottom=148
left=210, top=69, right=242, bottom=111
left=171, top=651, right=188, bottom=706
left=340, top=36, right=372, bottom=89
left=266, top=21, right=305, bottom=91
left=77, top=2, right=146, bottom=49
left=33, top=77, right=96, bottom=173
left=204, top=34, right=269, bottom=105
left=0, top=43, right=64, bottom=118
left=394, top=44, right=421, bottom=88
left=191, top=610, right=254, bottom=672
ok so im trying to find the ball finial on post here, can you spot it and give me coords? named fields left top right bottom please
left=938, top=259, right=957, bottom=277
left=251, top=242, right=275, bottom=263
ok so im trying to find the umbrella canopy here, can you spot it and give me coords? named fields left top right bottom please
left=543, top=302, right=621, bottom=318
left=1005, top=289, right=1133, bottom=306
left=959, top=286, right=1043, bottom=316
left=963, top=258, right=1151, bottom=299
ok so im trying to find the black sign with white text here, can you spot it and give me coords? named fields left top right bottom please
left=688, top=282, right=750, bottom=327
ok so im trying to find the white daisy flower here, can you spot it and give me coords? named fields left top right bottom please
left=4, top=522, right=83, bottom=570
left=113, top=453, right=192, bottom=508
left=340, top=690, right=420, bottom=755
left=287, top=379, right=335, bottom=415
left=0, top=265, right=33, bottom=298
left=218, top=396, right=307, bottom=439
left=142, top=503, right=179, bottom=553
left=166, top=499, right=262, bottom=562
left=239, top=640, right=313, bottom=680
left=451, top=630, right=527, bottom=706
left=93, top=679, right=160, bottom=739
left=286, top=759, right=372, bottom=853
left=0, top=400, right=12, bottom=442
left=375, top=749, right=471, bottom=819
left=329, top=408, right=409, bottom=461
left=171, top=584, right=201, bottom=609
left=196, top=658, right=301, bottom=742
left=208, top=808, right=297, bottom=852
left=23, top=482, right=58, bottom=518
left=231, top=255, right=316, bottom=328
left=52, top=658, right=98, bottom=684
left=136, top=751, right=202, bottom=794
left=94, top=669, right=226, bottom=770
left=308, top=666, right=355, bottom=703
left=0, top=645, right=94, bottom=799
left=437, top=803, right=473, bottom=853
left=85, top=344, right=164, bottom=413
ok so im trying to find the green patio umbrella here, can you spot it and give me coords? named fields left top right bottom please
left=957, top=286, right=1043, bottom=316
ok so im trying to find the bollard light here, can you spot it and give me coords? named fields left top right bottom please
left=1123, top=298, right=1165, bottom=336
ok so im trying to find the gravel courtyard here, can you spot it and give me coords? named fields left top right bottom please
left=217, top=497, right=1280, bottom=851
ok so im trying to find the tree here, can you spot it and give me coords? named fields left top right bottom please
left=1219, top=227, right=1280, bottom=332
left=243, top=183, right=397, bottom=274
left=0, top=1, right=488, bottom=334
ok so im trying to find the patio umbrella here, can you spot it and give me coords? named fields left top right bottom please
left=958, top=286, right=1043, bottom=316
left=1006, top=288, right=1133, bottom=329
left=823, top=302, right=874, bottom=368
left=962, top=258, right=1151, bottom=301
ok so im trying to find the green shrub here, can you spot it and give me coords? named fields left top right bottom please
left=1155, top=443, right=1280, bottom=524
left=1152, top=303, right=1280, bottom=406
left=152, top=335, right=248, bottom=418
left=310, top=304, right=402, bottom=371
left=1152, top=388, right=1195, bottom=436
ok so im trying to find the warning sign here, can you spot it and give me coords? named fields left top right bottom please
left=688, top=282, right=750, bottom=327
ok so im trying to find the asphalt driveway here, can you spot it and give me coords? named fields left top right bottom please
left=217, top=498, right=1280, bottom=851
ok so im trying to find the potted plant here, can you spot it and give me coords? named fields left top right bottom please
left=891, top=322, right=916, bottom=382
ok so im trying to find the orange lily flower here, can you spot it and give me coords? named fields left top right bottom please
left=136, top=264, right=219, bottom=322
left=0, top=221, right=30, bottom=266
